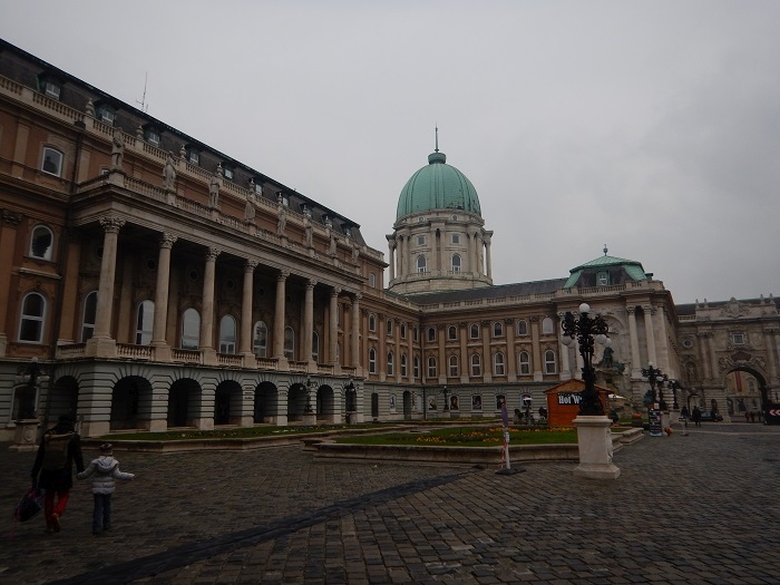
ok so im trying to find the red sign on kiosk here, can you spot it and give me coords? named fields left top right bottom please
left=545, top=379, right=612, bottom=427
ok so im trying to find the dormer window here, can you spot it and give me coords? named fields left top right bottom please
left=254, top=181, right=263, bottom=194
left=597, top=271, right=610, bottom=286
left=186, top=148, right=200, bottom=165
left=97, top=105, right=116, bottom=125
left=222, top=166, right=234, bottom=180
left=38, top=74, right=62, bottom=100
left=144, top=127, right=161, bottom=147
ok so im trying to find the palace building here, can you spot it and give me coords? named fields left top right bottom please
left=1, top=38, right=778, bottom=443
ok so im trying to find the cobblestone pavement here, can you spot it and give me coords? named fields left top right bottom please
left=2, top=423, right=779, bottom=585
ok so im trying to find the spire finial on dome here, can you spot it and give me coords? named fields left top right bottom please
left=603, top=244, right=608, bottom=256
left=434, top=124, right=439, bottom=153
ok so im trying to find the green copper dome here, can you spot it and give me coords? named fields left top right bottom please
left=396, top=150, right=482, bottom=220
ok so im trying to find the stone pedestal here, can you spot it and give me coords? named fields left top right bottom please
left=8, top=419, right=39, bottom=451
left=302, top=413, right=317, bottom=426
left=573, top=415, right=621, bottom=480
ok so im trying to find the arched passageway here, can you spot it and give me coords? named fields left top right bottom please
left=168, top=378, right=200, bottom=428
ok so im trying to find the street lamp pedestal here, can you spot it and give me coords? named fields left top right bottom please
left=572, top=415, right=621, bottom=480
left=8, top=419, right=39, bottom=451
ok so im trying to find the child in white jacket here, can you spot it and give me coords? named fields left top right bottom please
left=77, top=443, right=134, bottom=535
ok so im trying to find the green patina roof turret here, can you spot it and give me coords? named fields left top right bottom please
left=396, top=143, right=482, bottom=220
left=564, top=247, right=650, bottom=289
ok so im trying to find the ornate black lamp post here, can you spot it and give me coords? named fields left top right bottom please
left=641, top=364, right=668, bottom=410
left=561, top=303, right=610, bottom=415
left=442, top=385, right=449, bottom=411
left=668, top=379, right=680, bottom=410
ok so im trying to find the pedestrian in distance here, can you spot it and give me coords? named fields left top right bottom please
left=31, top=414, right=85, bottom=533
left=78, top=443, right=135, bottom=535
left=691, top=406, right=702, bottom=427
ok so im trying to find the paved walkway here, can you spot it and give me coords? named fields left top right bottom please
left=2, top=423, right=779, bottom=585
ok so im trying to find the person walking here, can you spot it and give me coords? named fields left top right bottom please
left=31, top=415, right=85, bottom=533
left=691, top=406, right=702, bottom=427
left=78, top=443, right=135, bottom=535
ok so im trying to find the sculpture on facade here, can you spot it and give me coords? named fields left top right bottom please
left=244, top=187, right=256, bottom=222
left=209, top=164, right=223, bottom=208
left=276, top=194, right=287, bottom=235
left=163, top=152, right=177, bottom=190
left=110, top=126, right=124, bottom=170
left=302, top=205, right=313, bottom=247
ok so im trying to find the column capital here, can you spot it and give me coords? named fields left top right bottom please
left=160, top=233, right=178, bottom=249
left=626, top=306, right=637, bottom=315
left=206, top=246, right=222, bottom=261
left=642, top=304, right=656, bottom=315
left=278, top=269, right=290, bottom=281
left=306, top=279, right=317, bottom=289
left=99, top=215, right=126, bottom=234
left=245, top=258, right=259, bottom=272
left=2, top=209, right=23, bottom=226
left=331, top=286, right=342, bottom=297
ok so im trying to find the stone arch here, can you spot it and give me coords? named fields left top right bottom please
left=168, top=378, right=201, bottom=428
left=46, top=375, right=79, bottom=424
left=254, top=381, right=278, bottom=424
left=719, top=363, right=770, bottom=420
left=214, top=379, right=242, bottom=425
left=402, top=390, right=412, bottom=420
left=111, top=376, right=153, bottom=431
left=287, top=381, right=308, bottom=421
left=316, top=384, right=335, bottom=422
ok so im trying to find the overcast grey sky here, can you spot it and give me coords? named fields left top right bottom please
left=2, top=0, right=778, bottom=305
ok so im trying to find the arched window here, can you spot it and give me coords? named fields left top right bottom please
left=29, top=225, right=54, bottom=260
left=494, top=352, right=505, bottom=376
left=401, top=353, right=408, bottom=377
left=387, top=351, right=394, bottom=376
left=545, top=350, right=557, bottom=374
left=517, top=320, right=529, bottom=336
left=368, top=313, right=376, bottom=332
left=493, top=321, right=503, bottom=338
left=181, top=308, right=200, bottom=350
left=451, top=254, right=461, bottom=273
left=41, top=146, right=63, bottom=176
left=417, top=255, right=427, bottom=273
left=253, top=321, right=268, bottom=358
left=470, top=353, right=482, bottom=377
left=518, top=351, right=531, bottom=375
left=400, top=323, right=407, bottom=339
left=413, top=326, right=419, bottom=342
left=386, top=319, right=393, bottom=337
left=312, top=331, right=320, bottom=361
left=427, top=327, right=436, bottom=342
left=427, top=356, right=437, bottom=378
left=542, top=317, right=554, bottom=335
left=413, top=355, right=420, bottom=379
left=448, top=354, right=459, bottom=377
left=219, top=315, right=237, bottom=354
left=470, top=323, right=480, bottom=339
left=19, top=292, right=46, bottom=343
left=135, top=300, right=155, bottom=345
left=369, top=348, right=377, bottom=374
left=81, top=291, right=98, bottom=342
left=283, top=326, right=295, bottom=360
left=447, top=325, right=457, bottom=341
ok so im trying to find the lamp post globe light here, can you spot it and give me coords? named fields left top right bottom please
left=561, top=303, right=610, bottom=415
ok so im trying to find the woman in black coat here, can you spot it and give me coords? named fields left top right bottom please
left=31, top=415, right=85, bottom=533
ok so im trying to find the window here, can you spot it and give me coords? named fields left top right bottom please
left=145, top=128, right=161, bottom=147
left=135, top=300, right=155, bottom=345
left=413, top=355, right=420, bottom=379
left=41, top=147, right=63, bottom=176
left=470, top=323, right=480, bottom=339
left=387, top=351, right=394, bottom=376
left=401, top=353, right=408, bottom=377
left=223, top=166, right=234, bottom=180
left=368, top=313, right=376, bottom=333
left=517, top=320, right=529, bottom=336
left=518, top=351, right=531, bottom=375
left=400, top=323, right=407, bottom=339
left=43, top=81, right=61, bottom=100
left=417, top=255, right=427, bottom=273
left=732, top=333, right=745, bottom=345
left=186, top=148, right=200, bottom=165
left=253, top=321, right=268, bottom=357
left=283, top=326, right=295, bottom=360
left=369, top=348, right=377, bottom=374
left=254, top=181, right=263, bottom=194
left=597, top=271, right=610, bottom=286
left=448, top=355, right=459, bottom=377
left=545, top=350, right=557, bottom=374
left=81, top=291, right=98, bottom=342
left=427, top=327, right=436, bottom=342
left=494, top=352, right=506, bottom=376
left=19, top=293, right=46, bottom=343
left=470, top=353, right=482, bottom=377
left=312, top=331, right=320, bottom=361
left=542, top=317, right=554, bottom=335
left=370, top=273, right=377, bottom=288
left=417, top=235, right=426, bottom=246
left=219, top=315, right=237, bottom=354
left=451, top=234, right=460, bottom=244
left=493, top=322, right=503, bottom=338
left=386, top=320, right=393, bottom=337
left=30, top=225, right=54, bottom=260
left=181, top=308, right=200, bottom=349
left=413, top=327, right=419, bottom=342
left=447, top=325, right=457, bottom=341
left=451, top=254, right=461, bottom=273
left=98, top=105, right=116, bottom=125
left=427, top=356, right=437, bottom=378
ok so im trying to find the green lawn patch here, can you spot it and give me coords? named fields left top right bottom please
left=97, top=424, right=383, bottom=441
left=334, top=426, right=578, bottom=446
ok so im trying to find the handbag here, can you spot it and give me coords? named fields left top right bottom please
left=14, top=487, right=43, bottom=523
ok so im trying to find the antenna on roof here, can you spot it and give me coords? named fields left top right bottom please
left=136, top=72, right=149, bottom=113
left=434, top=124, right=439, bottom=153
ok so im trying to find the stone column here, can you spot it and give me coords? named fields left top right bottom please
left=764, top=328, right=779, bottom=380
left=437, top=324, right=446, bottom=384
left=351, top=294, right=361, bottom=371
left=481, top=321, right=492, bottom=383
left=304, top=279, right=316, bottom=367
left=240, top=259, right=258, bottom=366
left=151, top=233, right=177, bottom=360
left=530, top=316, right=543, bottom=382
left=86, top=215, right=125, bottom=357
left=697, top=332, right=712, bottom=380
left=656, top=305, right=670, bottom=373
left=558, top=312, right=571, bottom=380
left=199, top=247, right=220, bottom=365
left=273, top=271, right=289, bottom=362
left=0, top=211, right=22, bottom=355
left=643, top=305, right=658, bottom=368
left=394, top=319, right=402, bottom=383
left=387, top=239, right=396, bottom=282
left=627, top=306, right=642, bottom=377
left=57, top=231, right=82, bottom=345
left=378, top=314, right=387, bottom=382
left=329, top=287, right=340, bottom=366
left=484, top=233, right=493, bottom=280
